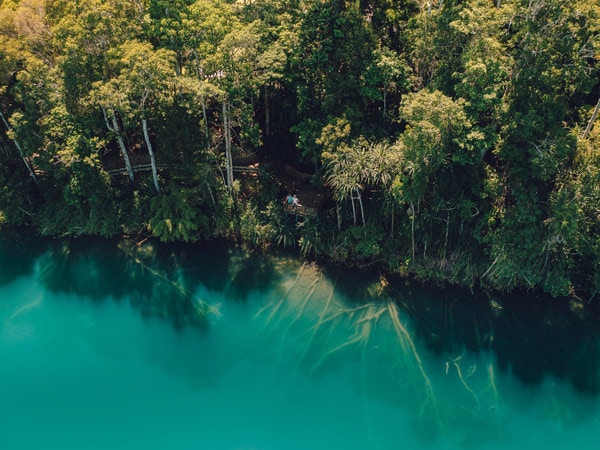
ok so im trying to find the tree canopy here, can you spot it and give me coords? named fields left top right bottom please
left=1, top=0, right=599, bottom=298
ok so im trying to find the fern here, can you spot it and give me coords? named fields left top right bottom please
left=148, top=185, right=201, bottom=243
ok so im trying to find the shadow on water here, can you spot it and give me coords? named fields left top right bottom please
left=398, top=282, right=600, bottom=395
left=0, top=228, right=53, bottom=286
left=318, top=263, right=600, bottom=395
left=297, top=265, right=600, bottom=446
left=18, top=232, right=599, bottom=395
left=5, top=235, right=283, bottom=330
left=134, top=239, right=283, bottom=302
left=3, top=234, right=600, bottom=446
left=21, top=237, right=211, bottom=329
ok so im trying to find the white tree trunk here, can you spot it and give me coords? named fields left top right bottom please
left=348, top=190, right=366, bottom=226
left=410, top=201, right=415, bottom=261
left=0, top=110, right=37, bottom=183
left=354, top=188, right=365, bottom=226
left=222, top=99, right=234, bottom=191
left=101, top=106, right=134, bottom=182
left=350, top=194, right=357, bottom=225
left=142, top=118, right=160, bottom=192
left=205, top=180, right=216, bottom=207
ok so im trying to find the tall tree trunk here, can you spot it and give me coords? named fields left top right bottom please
left=354, top=188, right=365, bottom=226
left=442, top=209, right=450, bottom=260
left=192, top=51, right=211, bottom=143
left=348, top=189, right=366, bottom=226
left=201, top=98, right=209, bottom=143
left=142, top=118, right=160, bottom=192
left=390, top=203, right=394, bottom=237
left=410, top=201, right=415, bottom=261
left=205, top=180, right=216, bottom=207
left=264, top=86, right=270, bottom=139
left=101, top=106, right=134, bottom=182
left=582, top=98, right=600, bottom=139
left=383, top=89, right=388, bottom=118
left=0, top=110, right=37, bottom=183
left=222, top=99, right=234, bottom=191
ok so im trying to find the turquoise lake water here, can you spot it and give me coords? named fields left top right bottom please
left=1, top=234, right=599, bottom=449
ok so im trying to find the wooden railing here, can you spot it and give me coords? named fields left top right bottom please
left=283, top=203, right=317, bottom=217
left=107, top=164, right=261, bottom=176
left=106, top=164, right=154, bottom=175
left=233, top=165, right=260, bottom=174
left=105, top=160, right=321, bottom=218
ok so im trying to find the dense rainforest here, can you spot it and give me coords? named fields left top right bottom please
left=0, top=0, right=599, bottom=298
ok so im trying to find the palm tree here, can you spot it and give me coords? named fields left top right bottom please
left=326, top=149, right=363, bottom=227
left=326, top=139, right=402, bottom=229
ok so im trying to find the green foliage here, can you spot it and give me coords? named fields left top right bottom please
left=290, top=0, right=379, bottom=154
left=317, top=116, right=352, bottom=161
left=394, top=89, right=474, bottom=207
left=148, top=182, right=207, bottom=243
left=0, top=154, right=36, bottom=227
left=239, top=202, right=276, bottom=248
left=360, top=47, right=412, bottom=117
left=325, top=136, right=401, bottom=231
left=297, top=217, right=323, bottom=257
left=0, top=0, right=598, bottom=298
left=239, top=198, right=301, bottom=250
left=332, top=224, right=385, bottom=264
left=290, top=117, right=326, bottom=165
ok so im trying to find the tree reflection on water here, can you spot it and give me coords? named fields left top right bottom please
left=1, top=233, right=599, bottom=446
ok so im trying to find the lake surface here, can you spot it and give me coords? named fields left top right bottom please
left=1, top=233, right=599, bottom=449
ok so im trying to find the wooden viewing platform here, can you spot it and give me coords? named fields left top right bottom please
left=276, top=164, right=328, bottom=218
left=283, top=203, right=318, bottom=217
